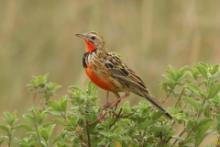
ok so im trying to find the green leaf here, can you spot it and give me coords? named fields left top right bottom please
left=210, top=64, right=219, bottom=75
left=3, top=112, right=17, bottom=126
left=196, top=63, right=208, bottom=79
left=186, top=84, right=206, bottom=99
left=69, top=86, right=87, bottom=104
left=186, top=84, right=202, bottom=97
left=194, top=119, right=212, bottom=146
left=121, top=102, right=132, bottom=113
left=162, top=66, right=188, bottom=95
left=190, top=67, right=200, bottom=80
left=166, top=66, right=187, bottom=81
left=23, top=108, right=47, bottom=125
left=170, top=108, right=187, bottom=123
left=48, top=97, right=67, bottom=116
left=216, top=116, right=220, bottom=132
left=87, top=82, right=97, bottom=97
left=208, top=84, right=220, bottom=98
left=15, top=124, right=32, bottom=131
left=39, top=124, right=56, bottom=142
left=46, top=82, right=62, bottom=93
left=186, top=119, right=212, bottom=146
left=0, top=124, right=10, bottom=133
left=28, top=74, right=61, bottom=101
left=185, top=97, right=200, bottom=111
left=19, top=137, right=36, bottom=147
left=29, top=74, right=48, bottom=89
left=0, top=136, right=8, bottom=145
left=203, top=104, right=212, bottom=117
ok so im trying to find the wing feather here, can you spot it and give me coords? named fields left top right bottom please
left=105, top=52, right=147, bottom=91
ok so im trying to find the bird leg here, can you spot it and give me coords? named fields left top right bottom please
left=114, top=92, right=129, bottom=109
left=103, top=92, right=129, bottom=109
left=99, top=92, right=129, bottom=122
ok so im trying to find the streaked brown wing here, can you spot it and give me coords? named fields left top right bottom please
left=104, top=52, right=148, bottom=92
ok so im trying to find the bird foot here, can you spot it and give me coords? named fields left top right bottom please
left=98, top=93, right=129, bottom=122
left=98, top=99, right=121, bottom=122
left=103, top=98, right=121, bottom=110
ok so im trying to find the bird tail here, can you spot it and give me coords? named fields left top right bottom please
left=143, top=93, right=172, bottom=119
left=134, top=89, right=172, bottom=119
left=111, top=74, right=172, bottom=119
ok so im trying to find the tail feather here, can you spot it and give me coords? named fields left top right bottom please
left=143, top=93, right=172, bottom=119
left=111, top=74, right=172, bottom=119
left=133, top=88, right=172, bottom=119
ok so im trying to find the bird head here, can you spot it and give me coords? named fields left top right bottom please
left=75, top=31, right=105, bottom=52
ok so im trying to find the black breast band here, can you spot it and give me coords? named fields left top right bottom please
left=82, top=52, right=89, bottom=68
left=82, top=49, right=97, bottom=68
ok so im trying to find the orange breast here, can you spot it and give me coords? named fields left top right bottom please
left=85, top=67, right=112, bottom=91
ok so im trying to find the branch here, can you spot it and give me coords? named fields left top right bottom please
left=85, top=121, right=91, bottom=147
left=109, top=108, right=123, bottom=129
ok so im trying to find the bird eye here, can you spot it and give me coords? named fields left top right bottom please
left=91, top=36, right=96, bottom=40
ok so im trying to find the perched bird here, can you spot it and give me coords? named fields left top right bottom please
left=76, top=32, right=172, bottom=119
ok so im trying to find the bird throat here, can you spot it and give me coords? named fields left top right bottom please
left=85, top=40, right=96, bottom=52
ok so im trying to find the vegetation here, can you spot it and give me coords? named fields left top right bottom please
left=0, top=63, right=220, bottom=146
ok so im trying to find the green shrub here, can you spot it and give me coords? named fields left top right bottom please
left=0, top=63, right=220, bottom=147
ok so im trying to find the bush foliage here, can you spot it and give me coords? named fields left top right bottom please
left=1, top=63, right=220, bottom=147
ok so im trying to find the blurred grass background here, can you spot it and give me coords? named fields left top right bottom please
left=0, top=0, right=220, bottom=115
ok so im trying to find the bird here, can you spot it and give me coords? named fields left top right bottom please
left=75, top=31, right=172, bottom=119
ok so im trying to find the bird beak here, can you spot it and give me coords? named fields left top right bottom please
left=75, top=33, right=87, bottom=39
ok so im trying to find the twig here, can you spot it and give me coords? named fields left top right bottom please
left=8, top=131, right=12, bottom=147
left=175, top=88, right=185, bottom=107
left=216, top=135, right=220, bottom=147
left=78, top=133, right=88, bottom=147
left=171, top=128, right=186, bottom=147
left=166, top=88, right=186, bottom=144
left=33, top=120, right=43, bottom=146
left=109, top=108, right=123, bottom=129
left=196, top=95, right=207, bottom=118
left=85, top=121, right=91, bottom=147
